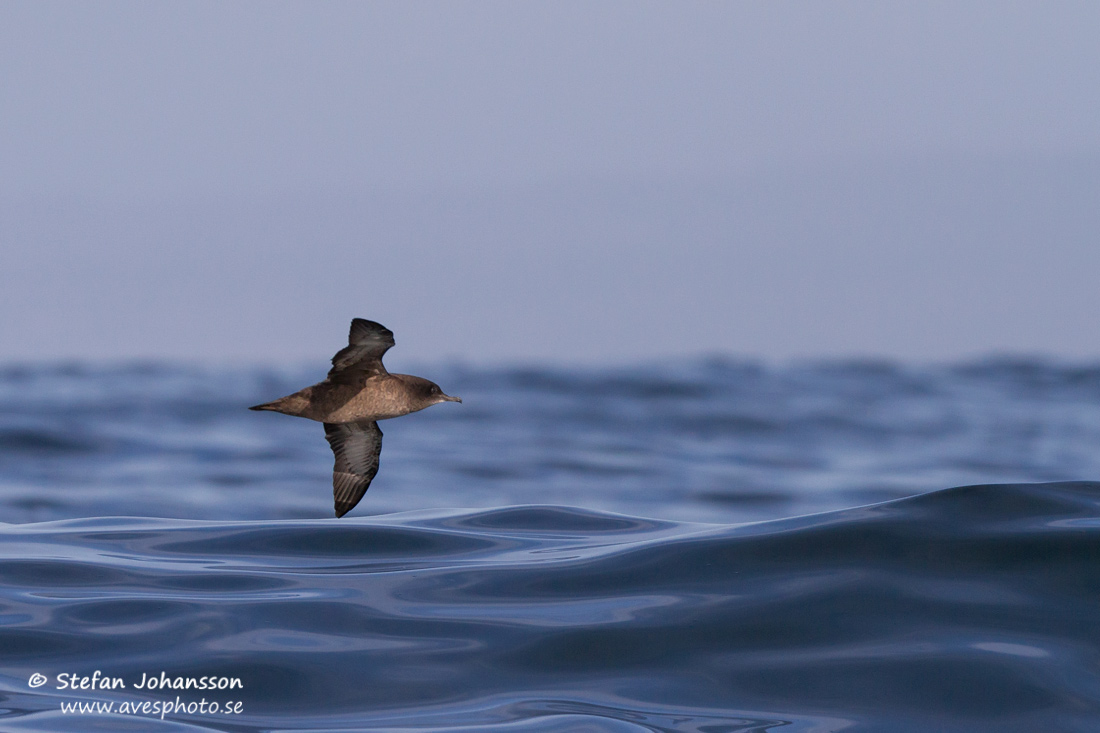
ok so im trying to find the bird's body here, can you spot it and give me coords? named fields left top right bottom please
left=253, top=372, right=449, bottom=423
left=249, top=319, right=460, bottom=517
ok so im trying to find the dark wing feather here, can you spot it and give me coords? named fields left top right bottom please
left=324, top=421, right=383, bottom=518
left=328, top=319, right=395, bottom=381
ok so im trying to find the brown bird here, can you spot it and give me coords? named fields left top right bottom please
left=250, top=318, right=461, bottom=517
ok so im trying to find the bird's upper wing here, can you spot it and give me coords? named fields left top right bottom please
left=324, top=420, right=383, bottom=518
left=327, top=319, right=395, bottom=381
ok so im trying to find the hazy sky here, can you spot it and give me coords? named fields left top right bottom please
left=3, top=2, right=1099, bottom=364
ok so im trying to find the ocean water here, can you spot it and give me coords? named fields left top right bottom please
left=1, top=358, right=1099, bottom=731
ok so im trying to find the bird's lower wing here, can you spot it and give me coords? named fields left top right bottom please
left=323, top=421, right=383, bottom=517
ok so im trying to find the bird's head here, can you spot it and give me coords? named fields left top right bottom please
left=418, top=379, right=462, bottom=406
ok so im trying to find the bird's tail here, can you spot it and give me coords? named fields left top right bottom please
left=248, top=391, right=311, bottom=417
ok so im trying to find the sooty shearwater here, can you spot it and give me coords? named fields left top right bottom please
left=249, top=318, right=461, bottom=517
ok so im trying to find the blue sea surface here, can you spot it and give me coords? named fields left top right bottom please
left=1, top=359, right=1099, bottom=731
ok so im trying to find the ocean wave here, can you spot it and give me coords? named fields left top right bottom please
left=1, top=482, right=1098, bottom=731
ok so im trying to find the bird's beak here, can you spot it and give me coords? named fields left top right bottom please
left=440, top=394, right=462, bottom=403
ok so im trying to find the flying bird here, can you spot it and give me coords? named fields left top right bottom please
left=249, top=318, right=461, bottom=517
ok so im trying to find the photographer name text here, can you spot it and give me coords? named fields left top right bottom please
left=54, top=671, right=243, bottom=691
